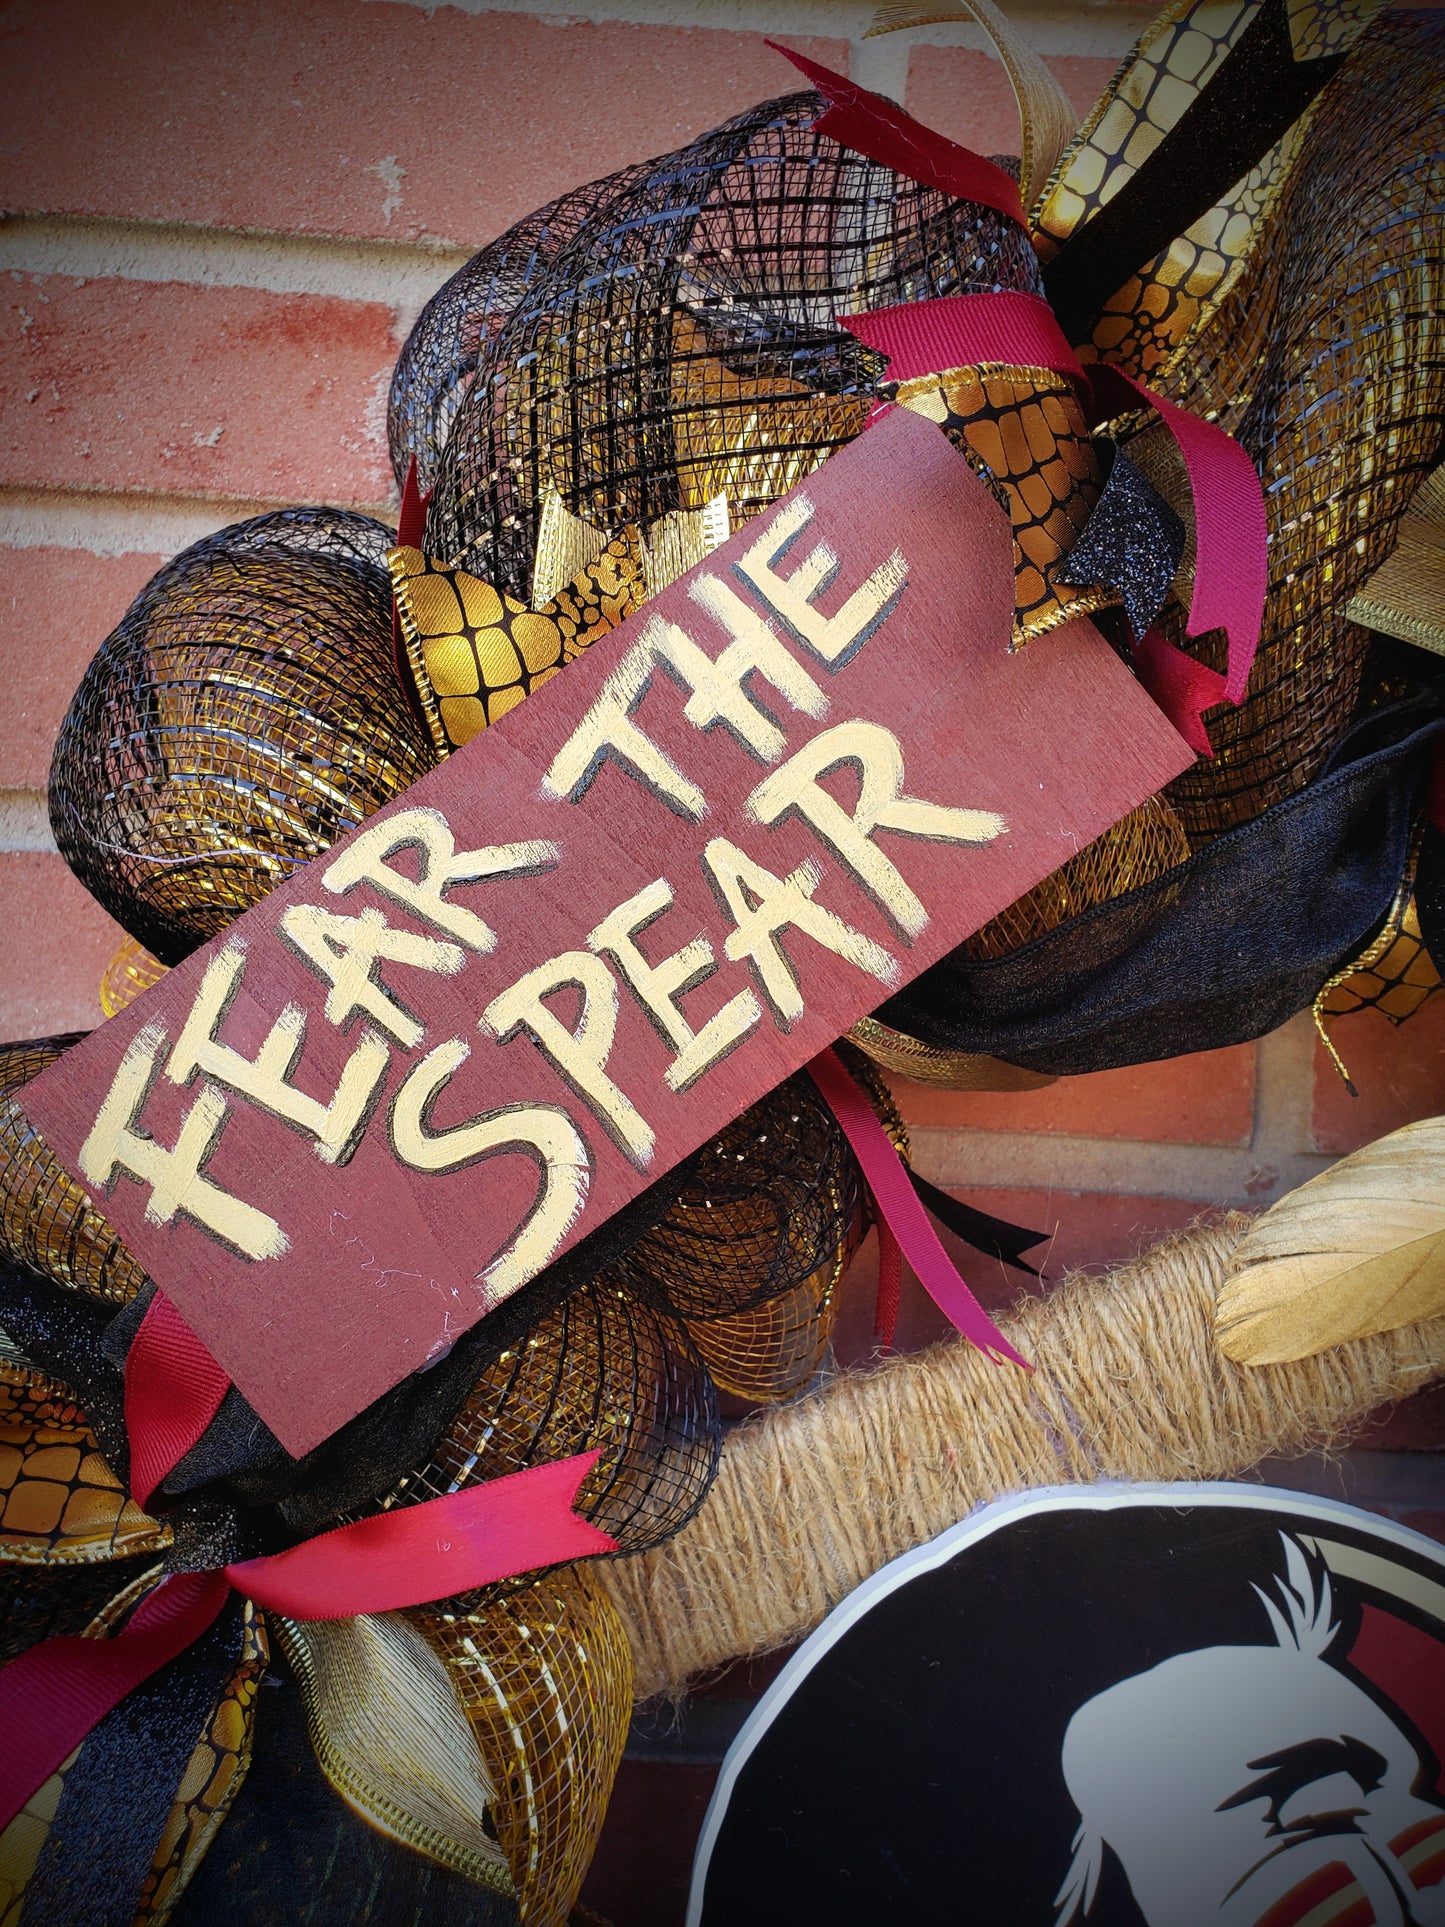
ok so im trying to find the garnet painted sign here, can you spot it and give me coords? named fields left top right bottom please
left=21, top=410, right=1192, bottom=1452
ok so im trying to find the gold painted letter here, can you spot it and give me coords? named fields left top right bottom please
left=588, top=878, right=761, bottom=1092
left=483, top=951, right=656, bottom=1166
left=390, top=1037, right=589, bottom=1298
left=734, top=494, right=907, bottom=667
left=323, top=806, right=559, bottom=953
left=747, top=720, right=1007, bottom=940
left=702, top=838, right=897, bottom=1028
left=79, top=1024, right=288, bottom=1261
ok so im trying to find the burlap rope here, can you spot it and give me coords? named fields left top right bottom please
left=599, top=1216, right=1445, bottom=1701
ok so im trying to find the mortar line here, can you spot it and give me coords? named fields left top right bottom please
left=1, top=214, right=471, bottom=313
left=909, top=1121, right=1333, bottom=1207
left=0, top=487, right=396, bottom=559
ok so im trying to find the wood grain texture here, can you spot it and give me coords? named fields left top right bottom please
left=20, top=411, right=1191, bottom=1453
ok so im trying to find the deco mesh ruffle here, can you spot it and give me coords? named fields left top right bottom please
left=394, top=92, right=1044, bottom=601
left=1154, top=13, right=1445, bottom=836
left=49, top=508, right=434, bottom=967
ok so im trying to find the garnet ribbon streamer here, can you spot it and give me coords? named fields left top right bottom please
left=843, top=293, right=1267, bottom=744
left=125, top=1291, right=232, bottom=1508
left=808, top=1048, right=1029, bottom=1369
left=0, top=1286, right=615, bottom=1833
left=767, top=43, right=1027, bottom=230
left=225, top=1455, right=612, bottom=1619
left=0, top=1568, right=232, bottom=1834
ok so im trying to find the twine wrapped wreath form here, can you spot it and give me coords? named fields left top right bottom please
left=601, top=1119, right=1445, bottom=1703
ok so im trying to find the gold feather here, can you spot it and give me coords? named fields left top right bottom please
left=1215, top=1116, right=1445, bottom=1364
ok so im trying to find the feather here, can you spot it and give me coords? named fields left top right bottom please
left=1215, top=1116, right=1445, bottom=1364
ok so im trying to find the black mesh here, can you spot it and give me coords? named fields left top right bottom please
left=49, top=508, right=432, bottom=966
left=613, top=1071, right=859, bottom=1323
left=389, top=177, right=640, bottom=496
left=883, top=697, right=1443, bottom=1075
left=417, top=92, right=1042, bottom=600
left=379, top=1278, right=719, bottom=1556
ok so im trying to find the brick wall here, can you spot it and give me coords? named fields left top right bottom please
left=5, top=0, right=1440, bottom=1253
left=3, top=8, right=1442, bottom=1915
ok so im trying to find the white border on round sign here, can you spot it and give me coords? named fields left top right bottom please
left=685, top=1480, right=1445, bottom=1925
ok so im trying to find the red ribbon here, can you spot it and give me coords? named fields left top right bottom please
left=125, top=1292, right=232, bottom=1508
left=874, top=1216, right=903, bottom=1351
left=767, top=43, right=1026, bottom=231
left=843, top=295, right=1267, bottom=750
left=808, top=1049, right=1028, bottom=1369
left=0, top=1454, right=613, bottom=1831
left=225, top=1454, right=613, bottom=1619
left=1133, top=625, right=1228, bottom=760
left=392, top=454, right=431, bottom=719
left=0, top=1568, right=230, bottom=1833
left=1, top=1287, right=617, bottom=1833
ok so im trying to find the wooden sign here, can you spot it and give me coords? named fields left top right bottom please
left=21, top=410, right=1192, bottom=1454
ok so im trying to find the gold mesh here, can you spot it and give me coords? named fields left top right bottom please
left=50, top=511, right=433, bottom=965
left=417, top=1562, right=633, bottom=1927
left=0, top=1036, right=148, bottom=1307
left=964, top=792, right=1191, bottom=959
left=891, top=365, right=1113, bottom=646
left=1155, top=18, right=1445, bottom=835
left=667, top=313, right=870, bottom=517
left=275, top=1609, right=511, bottom=1894
left=0, top=1360, right=168, bottom=1567
left=611, top=1074, right=858, bottom=1323
left=684, top=1231, right=856, bottom=1405
left=1320, top=900, right=1443, bottom=1026
left=99, top=937, right=169, bottom=1018
left=845, top=1015, right=1059, bottom=1091
left=377, top=1278, right=717, bottom=1555
left=135, top=1603, right=269, bottom=1926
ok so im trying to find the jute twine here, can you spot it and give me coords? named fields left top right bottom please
left=599, top=1216, right=1445, bottom=1702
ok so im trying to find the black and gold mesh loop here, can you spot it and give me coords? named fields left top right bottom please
left=1, top=1036, right=147, bottom=1308
left=49, top=508, right=434, bottom=966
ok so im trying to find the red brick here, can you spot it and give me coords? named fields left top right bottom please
left=905, top=47, right=1123, bottom=159
left=0, top=853, right=126, bottom=1039
left=0, top=0, right=846, bottom=249
left=832, top=1186, right=1215, bottom=1366
left=1312, top=996, right=1445, bottom=1154
left=2, top=276, right=397, bottom=505
left=888, top=1041, right=1255, bottom=1145
left=0, top=547, right=164, bottom=791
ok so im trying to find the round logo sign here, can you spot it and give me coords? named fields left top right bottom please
left=690, top=1484, right=1445, bottom=1926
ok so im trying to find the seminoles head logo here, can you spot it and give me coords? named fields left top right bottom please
left=690, top=1489, right=1445, bottom=1927
left=1057, top=1536, right=1445, bottom=1927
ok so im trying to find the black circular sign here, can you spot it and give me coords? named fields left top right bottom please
left=691, top=1484, right=1445, bottom=1926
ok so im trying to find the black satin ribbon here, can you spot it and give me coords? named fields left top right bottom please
left=1043, top=0, right=1349, bottom=344
left=908, top=1172, right=1046, bottom=1277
